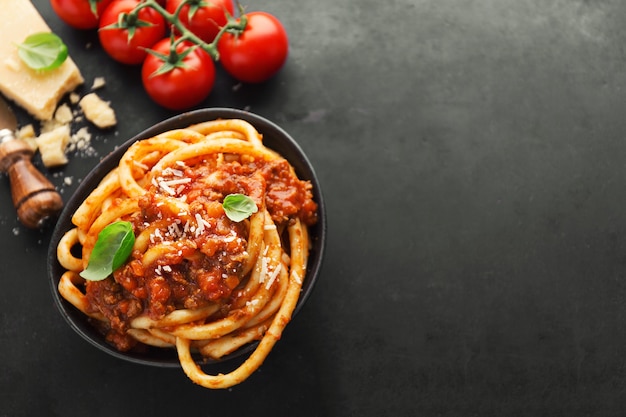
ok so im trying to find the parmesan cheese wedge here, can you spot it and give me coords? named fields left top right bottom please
left=0, top=0, right=83, bottom=120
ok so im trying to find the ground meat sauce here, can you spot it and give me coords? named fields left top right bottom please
left=85, top=156, right=317, bottom=351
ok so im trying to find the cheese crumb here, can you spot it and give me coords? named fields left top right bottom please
left=35, top=124, right=70, bottom=167
left=16, top=124, right=35, bottom=139
left=266, top=263, right=282, bottom=289
left=69, top=93, right=80, bottom=105
left=54, top=103, right=73, bottom=125
left=66, top=126, right=97, bottom=158
left=71, top=127, right=91, bottom=150
left=15, top=124, right=38, bottom=152
left=79, top=93, right=117, bottom=129
left=91, top=77, right=106, bottom=90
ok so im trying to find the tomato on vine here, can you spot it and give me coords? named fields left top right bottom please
left=217, top=11, right=288, bottom=83
left=98, top=0, right=167, bottom=65
left=141, top=37, right=215, bottom=110
left=165, top=0, right=235, bottom=43
left=50, top=0, right=113, bottom=29
left=51, top=0, right=290, bottom=108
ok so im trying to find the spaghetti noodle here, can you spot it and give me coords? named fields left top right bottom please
left=56, top=118, right=317, bottom=389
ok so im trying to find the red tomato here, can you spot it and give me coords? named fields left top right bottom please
left=166, top=0, right=235, bottom=43
left=50, top=0, right=113, bottom=29
left=98, top=0, right=166, bottom=65
left=217, top=11, right=288, bottom=83
left=141, top=38, right=215, bottom=110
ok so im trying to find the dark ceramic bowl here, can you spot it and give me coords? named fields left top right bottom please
left=47, top=108, right=326, bottom=368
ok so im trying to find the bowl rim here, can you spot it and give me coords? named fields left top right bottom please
left=47, top=107, right=327, bottom=368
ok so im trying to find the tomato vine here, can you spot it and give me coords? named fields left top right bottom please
left=129, top=0, right=248, bottom=63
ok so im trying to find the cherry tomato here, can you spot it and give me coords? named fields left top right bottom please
left=166, top=0, right=235, bottom=43
left=50, top=0, right=113, bottom=29
left=98, top=0, right=166, bottom=65
left=141, top=38, right=215, bottom=110
left=217, top=11, right=288, bottom=83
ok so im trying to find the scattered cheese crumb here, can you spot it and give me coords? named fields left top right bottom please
left=15, top=124, right=38, bottom=152
left=16, top=124, right=35, bottom=139
left=66, top=127, right=97, bottom=158
left=35, top=124, right=70, bottom=167
left=40, top=118, right=60, bottom=134
left=54, top=103, right=73, bottom=125
left=69, top=93, right=80, bottom=105
left=91, top=77, right=106, bottom=90
left=79, top=93, right=117, bottom=129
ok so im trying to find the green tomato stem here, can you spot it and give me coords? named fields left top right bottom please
left=132, top=0, right=247, bottom=61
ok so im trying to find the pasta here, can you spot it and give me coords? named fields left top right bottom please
left=56, top=118, right=318, bottom=389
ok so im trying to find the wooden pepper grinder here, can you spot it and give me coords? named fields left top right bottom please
left=0, top=129, right=63, bottom=229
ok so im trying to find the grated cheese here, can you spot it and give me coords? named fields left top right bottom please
left=163, top=167, right=184, bottom=177
left=259, top=256, right=268, bottom=283
left=158, top=181, right=176, bottom=195
left=194, top=213, right=211, bottom=237
left=224, top=231, right=237, bottom=242
left=162, top=177, right=191, bottom=187
left=265, top=263, right=282, bottom=290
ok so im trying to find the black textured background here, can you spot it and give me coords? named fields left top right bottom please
left=2, top=0, right=626, bottom=415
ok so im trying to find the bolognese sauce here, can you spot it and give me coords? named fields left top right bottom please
left=84, top=155, right=316, bottom=351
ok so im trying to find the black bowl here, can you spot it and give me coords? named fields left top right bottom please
left=47, top=108, right=326, bottom=368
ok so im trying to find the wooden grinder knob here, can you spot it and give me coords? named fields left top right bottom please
left=0, top=138, right=63, bottom=228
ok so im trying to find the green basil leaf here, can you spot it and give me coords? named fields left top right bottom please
left=80, top=221, right=135, bottom=281
left=223, top=194, right=258, bottom=222
left=17, top=32, right=68, bottom=71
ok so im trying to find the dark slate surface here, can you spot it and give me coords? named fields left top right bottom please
left=2, top=0, right=626, bottom=415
